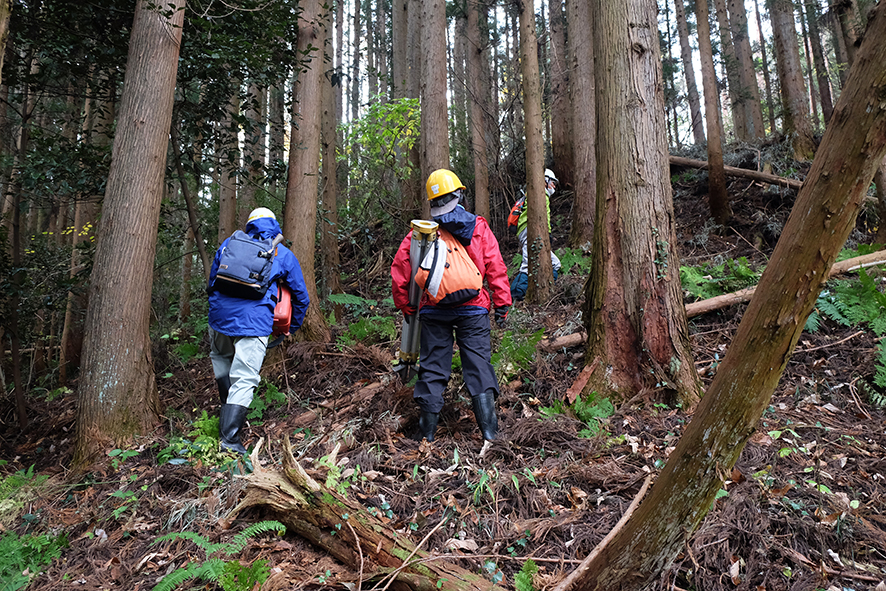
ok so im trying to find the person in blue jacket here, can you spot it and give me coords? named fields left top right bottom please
left=207, top=207, right=309, bottom=453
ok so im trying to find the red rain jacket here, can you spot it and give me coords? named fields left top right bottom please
left=391, top=216, right=512, bottom=314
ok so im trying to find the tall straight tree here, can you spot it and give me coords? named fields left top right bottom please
left=467, top=0, right=490, bottom=220
left=804, top=0, right=834, bottom=123
left=420, top=0, right=450, bottom=192
left=558, top=5, right=886, bottom=588
left=217, top=85, right=239, bottom=243
left=713, top=0, right=748, bottom=138
left=518, top=0, right=553, bottom=303
left=548, top=0, right=573, bottom=190
left=579, top=0, right=701, bottom=407
left=74, top=0, right=185, bottom=466
left=0, top=0, right=10, bottom=87
left=674, top=0, right=705, bottom=145
left=566, top=0, right=595, bottom=247
left=771, top=0, right=816, bottom=160
left=697, top=0, right=731, bottom=225
left=320, top=16, right=342, bottom=297
left=728, top=0, right=765, bottom=138
left=284, top=0, right=329, bottom=342
left=754, top=0, right=777, bottom=133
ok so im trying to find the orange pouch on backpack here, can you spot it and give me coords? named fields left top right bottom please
left=507, top=196, right=525, bottom=228
left=414, top=228, right=483, bottom=308
left=272, top=283, right=292, bottom=336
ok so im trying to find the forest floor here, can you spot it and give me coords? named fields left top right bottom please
left=3, top=142, right=886, bottom=591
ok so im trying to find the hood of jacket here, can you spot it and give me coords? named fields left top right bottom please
left=245, top=216, right=284, bottom=241
left=433, top=205, right=476, bottom=245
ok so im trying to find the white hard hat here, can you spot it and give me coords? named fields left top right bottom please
left=544, top=169, right=558, bottom=183
left=247, top=207, right=276, bottom=222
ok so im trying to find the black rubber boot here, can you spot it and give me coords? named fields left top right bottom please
left=219, top=403, right=249, bottom=454
left=471, top=390, right=498, bottom=441
left=216, top=376, right=231, bottom=404
left=413, top=411, right=439, bottom=442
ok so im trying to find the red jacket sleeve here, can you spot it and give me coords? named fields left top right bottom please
left=391, top=232, right=413, bottom=312
left=474, top=217, right=512, bottom=309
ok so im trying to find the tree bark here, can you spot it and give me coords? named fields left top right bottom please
left=753, top=0, right=777, bottom=134
left=728, top=0, right=765, bottom=138
left=0, top=0, right=10, bottom=88
left=713, top=0, right=747, bottom=139
left=566, top=0, right=596, bottom=247
left=695, top=0, right=732, bottom=225
left=798, top=2, right=820, bottom=126
left=804, top=0, right=834, bottom=124
left=217, top=85, right=239, bottom=244
left=771, top=0, right=816, bottom=161
left=582, top=0, right=702, bottom=407
left=74, top=0, right=185, bottom=467
left=518, top=0, right=553, bottom=304
left=284, top=0, right=330, bottom=342
left=351, top=0, right=361, bottom=122
left=467, top=0, right=490, bottom=220
left=548, top=0, right=573, bottom=190
left=563, top=5, right=886, bottom=588
left=227, top=438, right=502, bottom=591
left=674, top=0, right=705, bottom=145
left=420, top=0, right=451, bottom=207
left=321, top=18, right=342, bottom=298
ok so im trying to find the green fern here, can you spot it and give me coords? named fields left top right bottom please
left=514, top=559, right=538, bottom=591
left=152, top=521, right=285, bottom=591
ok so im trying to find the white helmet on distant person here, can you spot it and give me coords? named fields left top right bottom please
left=247, top=207, right=276, bottom=222
left=544, top=169, right=558, bottom=196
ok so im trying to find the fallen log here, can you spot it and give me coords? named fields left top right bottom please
left=669, top=155, right=804, bottom=191
left=685, top=248, right=886, bottom=318
left=538, top=332, right=586, bottom=352
left=224, top=437, right=502, bottom=591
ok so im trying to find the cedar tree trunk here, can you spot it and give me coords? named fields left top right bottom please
left=581, top=0, right=702, bottom=407
left=561, top=5, right=886, bottom=589
left=74, top=0, right=185, bottom=467
left=284, top=0, right=330, bottom=342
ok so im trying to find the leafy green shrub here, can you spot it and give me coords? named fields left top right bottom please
left=0, top=531, right=68, bottom=591
left=337, top=315, right=397, bottom=347
left=327, top=293, right=380, bottom=318
left=152, top=521, right=285, bottom=591
left=492, top=329, right=545, bottom=381
left=515, top=559, right=539, bottom=591
left=540, top=392, right=614, bottom=437
left=556, top=247, right=593, bottom=276
left=0, top=466, right=50, bottom=529
left=247, top=381, right=288, bottom=422
left=158, top=411, right=237, bottom=466
left=680, top=257, right=760, bottom=301
left=806, top=265, right=886, bottom=402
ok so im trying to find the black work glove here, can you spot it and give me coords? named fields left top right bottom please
left=494, top=306, right=509, bottom=329
left=507, top=225, right=517, bottom=236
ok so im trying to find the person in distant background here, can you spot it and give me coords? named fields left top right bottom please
left=207, top=208, right=309, bottom=454
left=509, top=168, right=562, bottom=301
left=391, top=169, right=512, bottom=443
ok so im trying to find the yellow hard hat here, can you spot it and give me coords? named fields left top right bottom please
left=425, top=169, right=466, bottom=201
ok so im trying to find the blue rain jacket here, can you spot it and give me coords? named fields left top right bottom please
left=208, top=216, right=310, bottom=337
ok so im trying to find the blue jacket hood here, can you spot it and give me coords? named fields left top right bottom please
left=245, top=216, right=283, bottom=240
left=433, top=205, right=476, bottom=245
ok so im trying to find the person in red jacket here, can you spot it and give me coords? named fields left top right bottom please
left=391, top=169, right=512, bottom=442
